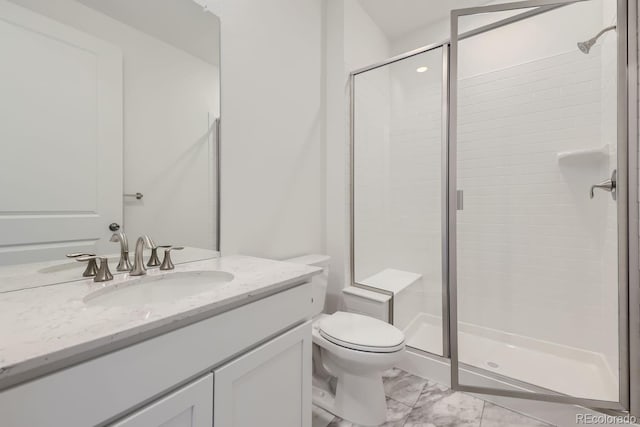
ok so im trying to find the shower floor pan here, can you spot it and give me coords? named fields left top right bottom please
left=404, top=313, right=618, bottom=402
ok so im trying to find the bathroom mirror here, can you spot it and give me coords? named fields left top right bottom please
left=0, top=0, right=220, bottom=285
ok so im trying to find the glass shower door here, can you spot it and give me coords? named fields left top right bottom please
left=449, top=0, right=628, bottom=409
left=352, top=46, right=448, bottom=356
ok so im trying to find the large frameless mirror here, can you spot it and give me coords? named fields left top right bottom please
left=0, top=0, right=220, bottom=290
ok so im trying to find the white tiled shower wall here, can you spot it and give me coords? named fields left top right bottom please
left=456, top=48, right=616, bottom=365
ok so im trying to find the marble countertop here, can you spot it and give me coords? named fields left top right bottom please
left=0, top=255, right=320, bottom=391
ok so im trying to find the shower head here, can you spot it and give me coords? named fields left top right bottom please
left=577, top=25, right=616, bottom=54
left=577, top=39, right=596, bottom=54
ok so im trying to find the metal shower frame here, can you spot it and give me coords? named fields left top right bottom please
left=348, top=0, right=639, bottom=415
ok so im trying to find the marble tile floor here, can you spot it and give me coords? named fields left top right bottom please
left=312, top=368, right=556, bottom=427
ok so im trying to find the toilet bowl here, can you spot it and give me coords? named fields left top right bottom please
left=284, top=255, right=406, bottom=426
left=313, top=312, right=405, bottom=425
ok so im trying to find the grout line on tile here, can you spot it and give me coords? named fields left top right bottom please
left=386, top=395, right=412, bottom=410
left=479, top=401, right=486, bottom=427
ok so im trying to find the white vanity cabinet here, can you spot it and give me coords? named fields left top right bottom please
left=111, top=322, right=312, bottom=427
left=111, top=374, right=213, bottom=427
left=0, top=282, right=313, bottom=427
left=214, top=321, right=311, bottom=427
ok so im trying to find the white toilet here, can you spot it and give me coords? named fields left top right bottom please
left=285, top=255, right=406, bottom=426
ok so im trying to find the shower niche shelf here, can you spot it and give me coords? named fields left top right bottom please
left=557, top=145, right=609, bottom=164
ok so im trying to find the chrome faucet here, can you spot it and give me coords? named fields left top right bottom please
left=590, top=169, right=617, bottom=200
left=66, top=252, right=98, bottom=277
left=109, top=232, right=132, bottom=272
left=75, top=256, right=113, bottom=282
left=160, top=246, right=184, bottom=270
left=130, top=235, right=156, bottom=276
left=147, top=246, right=162, bottom=268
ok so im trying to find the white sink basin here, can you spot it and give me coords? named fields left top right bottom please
left=84, top=270, right=234, bottom=307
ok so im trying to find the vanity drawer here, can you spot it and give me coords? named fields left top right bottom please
left=110, top=374, right=213, bottom=427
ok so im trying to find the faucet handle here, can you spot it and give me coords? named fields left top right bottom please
left=66, top=252, right=96, bottom=258
left=69, top=253, right=98, bottom=277
left=590, top=169, right=617, bottom=200
left=76, top=256, right=113, bottom=282
left=146, top=246, right=161, bottom=267
left=160, top=246, right=184, bottom=271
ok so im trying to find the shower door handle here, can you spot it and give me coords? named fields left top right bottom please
left=590, top=169, right=616, bottom=200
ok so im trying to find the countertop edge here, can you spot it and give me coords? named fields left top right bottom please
left=0, top=271, right=316, bottom=392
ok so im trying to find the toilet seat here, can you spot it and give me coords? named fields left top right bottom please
left=318, top=312, right=405, bottom=353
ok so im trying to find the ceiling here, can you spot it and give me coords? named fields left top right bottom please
left=358, top=0, right=493, bottom=41
left=77, top=0, right=220, bottom=65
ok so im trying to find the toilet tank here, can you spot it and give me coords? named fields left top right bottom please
left=283, top=254, right=330, bottom=316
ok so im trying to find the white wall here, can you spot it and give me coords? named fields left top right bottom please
left=325, top=0, right=391, bottom=311
left=212, top=0, right=326, bottom=261
left=343, top=0, right=390, bottom=71
left=10, top=0, right=220, bottom=250
left=325, top=0, right=348, bottom=312
left=391, top=16, right=448, bottom=56
left=349, top=0, right=392, bottom=284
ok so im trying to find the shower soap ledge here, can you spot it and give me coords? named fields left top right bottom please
left=557, top=145, right=609, bottom=163
left=360, top=268, right=422, bottom=295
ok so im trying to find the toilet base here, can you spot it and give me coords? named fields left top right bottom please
left=312, top=357, right=388, bottom=426
left=334, top=370, right=387, bottom=426
left=312, top=370, right=388, bottom=427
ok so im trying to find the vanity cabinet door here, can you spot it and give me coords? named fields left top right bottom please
left=214, top=321, right=312, bottom=427
left=111, top=374, right=213, bottom=427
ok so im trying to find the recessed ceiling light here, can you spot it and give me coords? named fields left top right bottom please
left=416, top=66, right=428, bottom=73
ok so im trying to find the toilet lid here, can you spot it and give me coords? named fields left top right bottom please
left=318, top=312, right=405, bottom=353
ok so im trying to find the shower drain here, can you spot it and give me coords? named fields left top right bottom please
left=486, top=361, right=500, bottom=369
